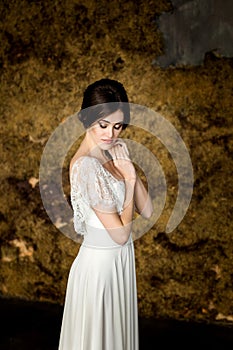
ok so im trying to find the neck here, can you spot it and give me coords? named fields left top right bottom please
left=82, top=133, right=108, bottom=163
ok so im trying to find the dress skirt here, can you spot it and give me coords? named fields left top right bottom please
left=58, top=240, right=139, bottom=350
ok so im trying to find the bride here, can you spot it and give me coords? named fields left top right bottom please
left=58, top=78, right=153, bottom=350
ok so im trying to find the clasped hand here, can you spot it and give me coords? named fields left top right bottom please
left=107, top=139, right=136, bottom=181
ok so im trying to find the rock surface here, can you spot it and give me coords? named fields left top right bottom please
left=156, top=0, right=233, bottom=66
left=0, top=0, right=232, bottom=325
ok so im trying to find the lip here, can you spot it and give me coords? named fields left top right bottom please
left=101, top=139, right=114, bottom=144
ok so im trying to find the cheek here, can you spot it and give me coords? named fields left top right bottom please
left=90, top=127, right=102, bottom=138
left=115, top=128, right=122, bottom=136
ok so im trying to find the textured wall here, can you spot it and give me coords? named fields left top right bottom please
left=0, top=0, right=233, bottom=324
left=157, top=0, right=233, bottom=66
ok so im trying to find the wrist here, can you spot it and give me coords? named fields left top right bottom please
left=124, top=177, right=136, bottom=183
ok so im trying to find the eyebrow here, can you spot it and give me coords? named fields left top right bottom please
left=99, top=120, right=123, bottom=124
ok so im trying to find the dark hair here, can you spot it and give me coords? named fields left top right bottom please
left=78, top=78, right=130, bottom=129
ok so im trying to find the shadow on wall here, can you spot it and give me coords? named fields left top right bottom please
left=156, top=0, right=233, bottom=67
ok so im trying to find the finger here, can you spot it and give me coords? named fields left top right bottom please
left=114, top=141, right=129, bottom=157
left=108, top=147, right=116, bottom=159
left=117, top=144, right=130, bottom=160
left=119, top=142, right=130, bottom=156
left=114, top=144, right=127, bottom=159
left=112, top=147, right=121, bottom=161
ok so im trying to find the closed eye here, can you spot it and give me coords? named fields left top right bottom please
left=98, top=122, right=107, bottom=128
left=114, top=123, right=123, bottom=130
left=98, top=122, right=123, bottom=130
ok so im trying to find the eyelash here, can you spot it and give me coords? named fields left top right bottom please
left=99, top=123, right=122, bottom=130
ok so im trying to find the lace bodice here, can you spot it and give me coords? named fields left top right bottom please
left=70, top=156, right=125, bottom=237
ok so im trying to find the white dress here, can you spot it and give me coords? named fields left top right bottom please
left=58, top=156, right=139, bottom=350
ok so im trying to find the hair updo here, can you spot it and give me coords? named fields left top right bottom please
left=78, top=78, right=130, bottom=130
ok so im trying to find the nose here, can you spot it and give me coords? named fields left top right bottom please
left=107, top=125, right=114, bottom=138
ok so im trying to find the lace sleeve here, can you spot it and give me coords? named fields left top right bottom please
left=70, top=156, right=118, bottom=235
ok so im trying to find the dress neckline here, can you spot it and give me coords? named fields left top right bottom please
left=72, top=156, right=125, bottom=183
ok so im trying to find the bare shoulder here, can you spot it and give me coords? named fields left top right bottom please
left=69, top=152, right=98, bottom=176
left=69, top=150, right=86, bottom=174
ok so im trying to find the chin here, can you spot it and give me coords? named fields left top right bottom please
left=99, top=141, right=116, bottom=150
left=99, top=143, right=114, bottom=151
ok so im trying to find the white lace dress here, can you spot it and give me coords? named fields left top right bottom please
left=58, top=156, right=139, bottom=350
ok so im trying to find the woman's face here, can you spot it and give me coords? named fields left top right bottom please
left=88, top=109, right=124, bottom=150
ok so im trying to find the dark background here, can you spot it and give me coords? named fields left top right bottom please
left=0, top=0, right=233, bottom=348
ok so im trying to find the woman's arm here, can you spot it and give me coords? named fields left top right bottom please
left=94, top=141, right=138, bottom=245
left=92, top=141, right=153, bottom=245
left=93, top=178, right=136, bottom=245
left=134, top=174, right=153, bottom=219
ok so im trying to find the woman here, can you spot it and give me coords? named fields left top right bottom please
left=58, top=78, right=153, bottom=350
